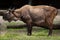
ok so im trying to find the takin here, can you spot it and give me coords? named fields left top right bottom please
left=3, top=5, right=58, bottom=36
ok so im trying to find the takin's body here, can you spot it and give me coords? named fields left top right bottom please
left=5, top=5, right=58, bottom=36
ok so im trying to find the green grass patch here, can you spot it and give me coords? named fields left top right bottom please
left=0, top=27, right=60, bottom=40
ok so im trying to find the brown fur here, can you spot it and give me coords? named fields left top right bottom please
left=6, top=5, right=58, bottom=36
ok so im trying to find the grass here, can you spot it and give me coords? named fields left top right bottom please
left=0, top=27, right=60, bottom=40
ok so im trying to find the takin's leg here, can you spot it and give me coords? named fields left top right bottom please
left=26, top=20, right=32, bottom=36
left=46, top=18, right=53, bottom=36
left=27, top=24, right=32, bottom=36
left=48, top=9, right=57, bottom=36
left=48, top=24, right=53, bottom=36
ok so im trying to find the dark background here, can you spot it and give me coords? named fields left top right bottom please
left=0, top=0, right=60, bottom=9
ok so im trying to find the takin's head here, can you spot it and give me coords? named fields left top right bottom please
left=3, top=8, right=19, bottom=22
left=3, top=5, right=31, bottom=22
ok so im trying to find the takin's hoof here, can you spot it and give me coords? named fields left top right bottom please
left=48, top=34, right=52, bottom=36
left=27, top=33, right=32, bottom=36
